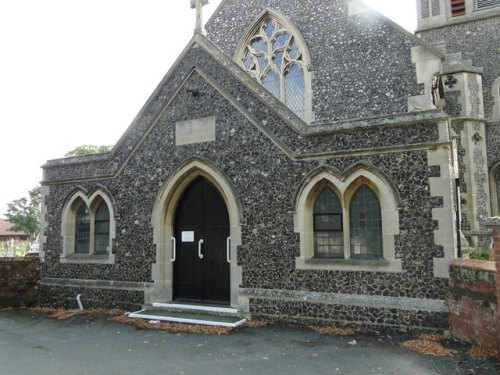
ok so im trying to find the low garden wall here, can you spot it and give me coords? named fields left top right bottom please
left=448, top=259, right=497, bottom=349
left=0, top=257, right=41, bottom=308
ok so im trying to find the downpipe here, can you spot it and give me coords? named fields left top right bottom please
left=76, top=294, right=84, bottom=311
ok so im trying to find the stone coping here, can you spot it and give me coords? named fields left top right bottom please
left=0, top=257, right=40, bottom=263
left=450, top=258, right=496, bottom=272
left=483, top=217, right=500, bottom=227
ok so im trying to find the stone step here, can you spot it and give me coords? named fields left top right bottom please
left=128, top=308, right=246, bottom=328
left=150, top=302, right=239, bottom=317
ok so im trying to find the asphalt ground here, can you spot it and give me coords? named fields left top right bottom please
left=0, top=309, right=498, bottom=375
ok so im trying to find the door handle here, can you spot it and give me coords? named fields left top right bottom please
left=170, top=237, right=176, bottom=262
left=226, top=236, right=231, bottom=264
left=198, top=239, right=204, bottom=259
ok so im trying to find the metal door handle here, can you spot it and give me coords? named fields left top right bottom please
left=170, top=237, right=176, bottom=262
left=198, top=239, right=204, bottom=259
left=226, top=236, right=231, bottom=263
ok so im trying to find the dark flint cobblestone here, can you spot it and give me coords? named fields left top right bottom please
left=207, top=0, right=424, bottom=123
left=41, top=1, right=453, bottom=329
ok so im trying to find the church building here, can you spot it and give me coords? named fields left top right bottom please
left=39, top=0, right=500, bottom=330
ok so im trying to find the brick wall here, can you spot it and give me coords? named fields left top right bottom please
left=448, top=259, right=497, bottom=349
left=0, top=258, right=41, bottom=308
left=494, top=225, right=500, bottom=358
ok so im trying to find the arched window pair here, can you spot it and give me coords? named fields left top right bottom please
left=236, top=12, right=312, bottom=121
left=294, top=168, right=402, bottom=272
left=74, top=199, right=110, bottom=255
left=61, top=190, right=115, bottom=262
left=313, top=185, right=382, bottom=259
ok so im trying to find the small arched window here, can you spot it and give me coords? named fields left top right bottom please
left=237, top=14, right=309, bottom=119
left=61, top=190, right=116, bottom=263
left=75, top=202, right=90, bottom=254
left=349, top=186, right=383, bottom=258
left=94, top=201, right=110, bottom=255
left=313, top=188, right=343, bottom=258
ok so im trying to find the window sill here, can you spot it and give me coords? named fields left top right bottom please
left=295, top=256, right=402, bottom=273
left=60, top=253, right=115, bottom=264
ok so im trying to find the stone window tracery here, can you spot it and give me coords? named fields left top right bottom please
left=61, top=190, right=116, bottom=263
left=294, top=167, right=402, bottom=272
left=238, top=16, right=307, bottom=119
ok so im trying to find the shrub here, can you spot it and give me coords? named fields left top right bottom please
left=469, top=249, right=490, bottom=261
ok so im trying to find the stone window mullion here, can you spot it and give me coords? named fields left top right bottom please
left=89, top=210, right=96, bottom=255
left=342, top=201, right=351, bottom=260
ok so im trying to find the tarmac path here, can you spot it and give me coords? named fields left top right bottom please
left=0, top=310, right=497, bottom=375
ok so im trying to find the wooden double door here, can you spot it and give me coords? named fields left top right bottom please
left=173, top=177, right=230, bottom=304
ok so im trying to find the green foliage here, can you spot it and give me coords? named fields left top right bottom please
left=4, top=186, right=41, bottom=240
left=65, top=144, right=113, bottom=157
left=57, top=295, right=70, bottom=309
left=469, top=249, right=490, bottom=261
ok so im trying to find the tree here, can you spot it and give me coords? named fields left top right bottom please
left=65, top=144, right=113, bottom=157
left=4, top=186, right=42, bottom=241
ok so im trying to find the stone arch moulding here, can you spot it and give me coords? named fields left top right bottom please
left=233, top=8, right=314, bottom=124
left=490, top=161, right=500, bottom=216
left=60, top=188, right=116, bottom=264
left=492, top=76, right=500, bottom=120
left=149, top=158, right=246, bottom=312
left=293, top=164, right=402, bottom=272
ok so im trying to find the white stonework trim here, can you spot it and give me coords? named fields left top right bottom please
left=175, top=116, right=216, bottom=145
left=347, top=0, right=368, bottom=16
left=427, top=146, right=457, bottom=278
left=39, top=183, right=49, bottom=262
left=60, top=189, right=116, bottom=264
left=409, top=45, right=443, bottom=112
left=152, top=302, right=238, bottom=315
left=490, top=162, right=500, bottom=216
left=128, top=310, right=247, bottom=328
left=293, top=165, right=402, bottom=273
left=241, top=288, right=448, bottom=313
left=460, top=121, right=492, bottom=247
left=41, top=278, right=153, bottom=291
left=464, top=73, right=485, bottom=119
left=492, top=76, right=500, bottom=120
left=150, top=158, right=247, bottom=313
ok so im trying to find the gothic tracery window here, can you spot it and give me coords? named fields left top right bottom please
left=313, top=188, right=344, bottom=258
left=349, top=186, right=383, bottom=258
left=94, top=201, right=110, bottom=255
left=75, top=201, right=90, bottom=254
left=62, top=190, right=115, bottom=263
left=239, top=17, right=306, bottom=118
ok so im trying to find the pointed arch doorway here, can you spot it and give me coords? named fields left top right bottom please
left=173, top=176, right=230, bottom=304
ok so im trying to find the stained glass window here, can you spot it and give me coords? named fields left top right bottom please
left=94, top=201, right=110, bottom=255
left=239, top=17, right=305, bottom=118
left=75, top=203, right=90, bottom=254
left=314, top=188, right=344, bottom=258
left=349, top=186, right=382, bottom=258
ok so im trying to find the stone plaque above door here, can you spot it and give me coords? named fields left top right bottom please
left=175, top=116, right=216, bottom=146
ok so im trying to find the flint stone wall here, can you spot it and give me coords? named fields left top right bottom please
left=419, top=16, right=500, bottom=120
left=207, top=0, right=424, bottom=123
left=41, top=44, right=451, bottom=329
